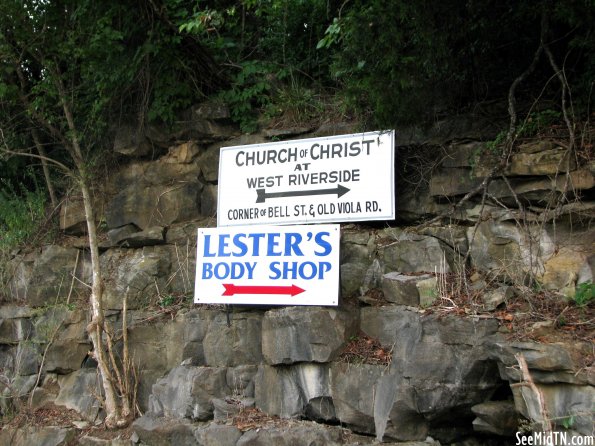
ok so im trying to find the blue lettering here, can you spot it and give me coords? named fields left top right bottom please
left=267, top=261, right=332, bottom=280
left=300, top=262, right=316, bottom=279
left=284, top=233, right=304, bottom=256
left=244, top=262, right=256, bottom=279
left=218, top=234, right=231, bottom=257
left=314, top=232, right=332, bottom=256
left=214, top=263, right=229, bottom=279
left=250, top=233, right=265, bottom=255
left=269, top=261, right=281, bottom=279
left=203, top=235, right=216, bottom=257
left=202, top=263, right=213, bottom=278
left=267, top=233, right=282, bottom=256
left=318, top=262, right=331, bottom=278
left=202, top=261, right=256, bottom=279
left=284, top=261, right=299, bottom=278
left=232, top=234, right=248, bottom=257
left=230, top=263, right=242, bottom=279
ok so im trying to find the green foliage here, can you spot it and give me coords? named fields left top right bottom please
left=316, top=18, right=341, bottom=50
left=485, top=131, right=508, bottom=154
left=561, top=415, right=575, bottom=429
left=159, top=294, right=176, bottom=308
left=319, top=0, right=467, bottom=127
left=469, top=108, right=563, bottom=176
left=0, top=172, right=46, bottom=252
left=573, top=281, right=595, bottom=307
left=178, top=0, right=332, bottom=131
left=265, top=79, right=325, bottom=125
left=0, top=0, right=223, bottom=154
left=316, top=0, right=595, bottom=127
left=219, top=61, right=274, bottom=133
left=517, top=110, right=562, bottom=138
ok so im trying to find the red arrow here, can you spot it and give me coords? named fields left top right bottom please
left=222, top=284, right=305, bottom=296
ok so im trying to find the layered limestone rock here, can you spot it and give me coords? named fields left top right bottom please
left=1, top=112, right=593, bottom=445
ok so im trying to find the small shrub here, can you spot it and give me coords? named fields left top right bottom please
left=219, top=60, right=274, bottom=133
left=265, top=78, right=326, bottom=126
left=561, top=415, right=575, bottom=429
left=0, top=173, right=47, bottom=295
left=517, top=109, right=561, bottom=138
left=573, top=281, right=595, bottom=307
left=0, top=175, right=46, bottom=252
left=159, top=294, right=176, bottom=308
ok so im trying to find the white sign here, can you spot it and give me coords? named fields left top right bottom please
left=194, top=224, right=340, bottom=306
left=217, top=130, right=395, bottom=226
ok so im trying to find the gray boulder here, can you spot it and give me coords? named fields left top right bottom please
left=227, top=365, right=258, bottom=398
left=111, top=226, right=165, bottom=247
left=340, top=229, right=375, bottom=264
left=132, top=413, right=198, bottom=446
left=489, top=340, right=595, bottom=436
left=107, top=224, right=139, bottom=245
left=378, top=229, right=454, bottom=273
left=374, top=372, right=429, bottom=441
left=59, top=196, right=91, bottom=235
left=104, top=151, right=206, bottom=230
left=340, top=262, right=369, bottom=298
left=471, top=400, right=518, bottom=436
left=55, top=368, right=103, bottom=422
left=101, top=246, right=172, bottom=309
left=195, top=422, right=242, bottom=446
left=254, top=363, right=333, bottom=420
left=489, top=341, right=576, bottom=377
left=148, top=365, right=229, bottom=421
left=203, top=312, right=263, bottom=367
left=429, top=167, right=482, bottom=197
left=35, top=307, right=89, bottom=374
left=467, top=221, right=550, bottom=284
left=106, top=182, right=202, bottom=230
left=113, top=123, right=152, bottom=157
left=0, top=426, right=76, bottom=446
left=360, top=305, right=419, bottom=347
left=381, top=272, right=433, bottom=305
left=21, top=245, right=90, bottom=307
left=512, top=383, right=594, bottom=436
left=329, top=362, right=382, bottom=435
left=201, top=184, right=218, bottom=217
left=359, top=306, right=502, bottom=441
left=0, top=317, right=32, bottom=344
left=261, top=306, right=356, bottom=365
left=235, top=421, right=346, bottom=446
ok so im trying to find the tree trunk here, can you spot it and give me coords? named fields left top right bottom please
left=31, top=128, right=58, bottom=209
left=79, top=177, right=122, bottom=428
left=57, top=79, right=125, bottom=428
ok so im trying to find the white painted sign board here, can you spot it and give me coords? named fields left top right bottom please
left=194, top=224, right=340, bottom=306
left=217, top=130, right=395, bottom=226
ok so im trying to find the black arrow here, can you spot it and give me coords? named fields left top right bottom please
left=256, top=184, right=350, bottom=203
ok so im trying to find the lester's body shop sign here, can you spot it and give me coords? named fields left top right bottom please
left=194, top=224, right=340, bottom=306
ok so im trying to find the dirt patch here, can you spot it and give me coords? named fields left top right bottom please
left=339, top=331, right=393, bottom=366
left=3, top=403, right=83, bottom=429
left=230, top=407, right=290, bottom=432
left=423, top=271, right=594, bottom=371
left=1, top=403, right=134, bottom=443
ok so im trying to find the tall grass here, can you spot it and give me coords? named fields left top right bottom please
left=0, top=178, right=46, bottom=251
left=0, top=172, right=47, bottom=294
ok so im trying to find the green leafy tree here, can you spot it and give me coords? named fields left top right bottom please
left=0, top=0, right=222, bottom=427
left=178, top=0, right=333, bottom=131
left=318, top=0, right=595, bottom=128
